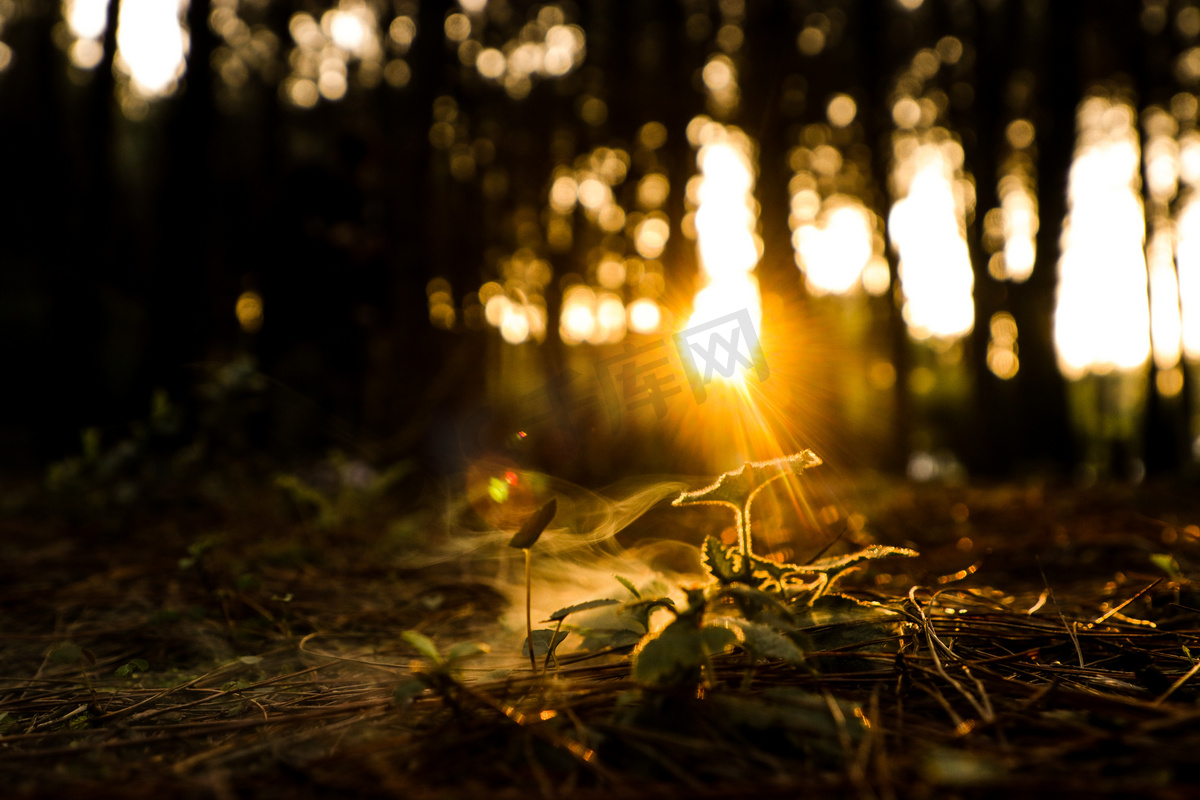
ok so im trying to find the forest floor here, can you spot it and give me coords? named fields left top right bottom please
left=4, top=459, right=1200, bottom=799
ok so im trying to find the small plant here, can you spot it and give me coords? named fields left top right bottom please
left=626, top=452, right=918, bottom=689
left=508, top=498, right=558, bottom=673
left=274, top=452, right=415, bottom=529
left=394, top=631, right=490, bottom=710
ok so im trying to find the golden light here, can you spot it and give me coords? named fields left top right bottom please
left=596, top=256, right=625, bottom=289
left=888, top=135, right=976, bottom=342
left=1053, top=94, right=1151, bottom=379
left=1176, top=194, right=1200, bottom=360
left=235, top=291, right=263, bottom=333
left=444, top=13, right=471, bottom=42
left=634, top=215, right=670, bottom=259
left=281, top=2, right=383, bottom=107
left=595, top=292, right=627, bottom=343
left=64, top=0, right=110, bottom=69
left=792, top=197, right=876, bottom=296
left=998, top=176, right=1038, bottom=281
left=627, top=298, right=661, bottom=334
left=559, top=285, right=596, bottom=345
left=499, top=304, right=530, bottom=344
left=826, top=94, right=857, bottom=128
left=638, top=121, right=668, bottom=150
left=476, top=47, right=505, bottom=79
left=389, top=16, right=416, bottom=50
left=636, top=174, right=670, bottom=209
left=115, top=0, right=189, bottom=100
left=576, top=177, right=609, bottom=212
left=66, top=0, right=109, bottom=39
left=986, top=311, right=1019, bottom=380
left=701, top=54, right=739, bottom=116
left=684, top=120, right=764, bottom=384
left=1147, top=227, right=1183, bottom=370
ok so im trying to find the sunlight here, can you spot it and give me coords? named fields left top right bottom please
left=792, top=197, right=877, bottom=296
left=1054, top=94, right=1151, bottom=379
left=1176, top=194, right=1200, bottom=360
left=115, top=0, right=189, bottom=99
left=684, top=120, right=764, bottom=386
left=64, top=0, right=111, bottom=69
left=888, top=134, right=976, bottom=342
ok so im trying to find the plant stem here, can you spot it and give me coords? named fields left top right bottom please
left=525, top=547, right=537, bottom=673
left=543, top=618, right=564, bottom=674
left=737, top=509, right=754, bottom=580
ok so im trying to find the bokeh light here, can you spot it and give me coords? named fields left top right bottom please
left=889, top=133, right=976, bottom=342
left=1054, top=93, right=1151, bottom=379
left=115, top=0, right=190, bottom=113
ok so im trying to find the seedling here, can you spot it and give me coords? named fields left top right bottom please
left=394, top=630, right=491, bottom=711
left=625, top=452, right=919, bottom=689
left=676, top=452, right=916, bottom=598
left=508, top=498, right=558, bottom=672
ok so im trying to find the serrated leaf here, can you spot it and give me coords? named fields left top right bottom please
left=614, top=574, right=641, bottom=599
left=401, top=630, right=442, bottom=664
left=547, top=598, right=620, bottom=621
left=444, top=641, right=490, bottom=663
left=508, top=498, right=557, bottom=549
left=672, top=451, right=822, bottom=516
left=709, top=616, right=805, bottom=663
left=522, top=629, right=570, bottom=658
left=633, top=618, right=736, bottom=687
left=794, top=545, right=919, bottom=574
left=702, top=536, right=741, bottom=583
left=393, top=678, right=426, bottom=706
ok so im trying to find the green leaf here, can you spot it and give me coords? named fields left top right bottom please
left=508, top=498, right=558, bottom=549
left=47, top=643, right=85, bottom=666
left=1151, top=553, right=1182, bottom=580
left=702, top=536, right=741, bottom=583
left=114, top=659, right=150, bottom=677
left=401, top=630, right=442, bottom=664
left=709, top=616, right=805, bottom=663
left=521, top=629, right=569, bottom=658
left=614, top=575, right=641, bottom=599
left=548, top=598, right=620, bottom=621
left=672, top=452, right=822, bottom=516
left=632, top=618, right=736, bottom=687
left=445, top=641, right=491, bottom=664
left=393, top=678, right=426, bottom=706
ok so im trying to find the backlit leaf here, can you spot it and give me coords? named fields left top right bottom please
left=672, top=451, right=822, bottom=517
left=521, top=629, right=570, bottom=658
left=445, top=641, right=490, bottom=663
left=614, top=575, right=641, bottom=598
left=702, top=536, right=741, bottom=583
left=632, top=618, right=736, bottom=687
left=401, top=630, right=442, bottom=663
left=709, top=616, right=805, bottom=663
left=508, top=498, right=558, bottom=550
left=548, top=598, right=620, bottom=621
